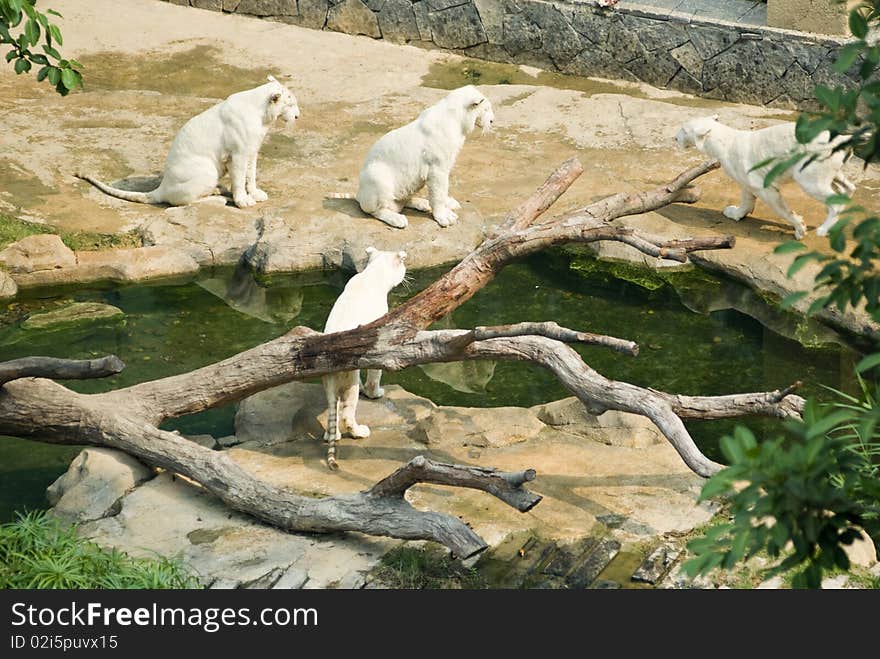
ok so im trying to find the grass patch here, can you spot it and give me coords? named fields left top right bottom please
left=0, top=213, right=142, bottom=252
left=0, top=510, right=198, bottom=589
left=371, top=546, right=488, bottom=590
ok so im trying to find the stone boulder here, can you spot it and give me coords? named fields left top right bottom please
left=141, top=210, right=262, bottom=267
left=532, top=397, right=664, bottom=449
left=0, top=234, right=199, bottom=290
left=47, top=448, right=153, bottom=523
left=0, top=234, right=76, bottom=275
left=73, top=246, right=199, bottom=283
left=79, top=471, right=392, bottom=588
left=413, top=405, right=546, bottom=448
left=327, top=0, right=381, bottom=38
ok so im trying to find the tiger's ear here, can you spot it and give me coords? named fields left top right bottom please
left=469, top=97, right=485, bottom=109
left=270, top=92, right=281, bottom=104
left=397, top=250, right=407, bottom=261
left=365, top=246, right=377, bottom=257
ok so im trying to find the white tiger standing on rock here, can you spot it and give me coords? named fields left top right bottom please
left=77, top=76, right=299, bottom=209
left=321, top=247, right=408, bottom=470
left=675, top=114, right=855, bottom=239
left=330, top=85, right=495, bottom=229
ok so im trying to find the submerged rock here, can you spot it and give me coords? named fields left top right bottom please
left=22, top=302, right=125, bottom=331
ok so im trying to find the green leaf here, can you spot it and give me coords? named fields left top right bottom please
left=5, top=49, right=17, bottom=63
left=763, top=152, right=805, bottom=188
left=48, top=24, right=62, bottom=47
left=805, top=410, right=854, bottom=440
left=46, top=65, right=59, bottom=86
left=35, top=64, right=48, bottom=81
left=824, top=193, right=852, bottom=207
left=60, top=66, right=77, bottom=90
left=13, top=57, right=30, bottom=74
left=787, top=253, right=820, bottom=277
left=780, top=290, right=809, bottom=310
left=815, top=85, right=841, bottom=112
left=835, top=42, right=863, bottom=73
left=749, top=156, right=777, bottom=173
left=42, top=44, right=60, bottom=60
left=774, top=241, right=807, bottom=255
left=23, top=18, right=38, bottom=46
left=856, top=353, right=880, bottom=373
left=850, top=9, right=869, bottom=39
left=698, top=472, right=734, bottom=500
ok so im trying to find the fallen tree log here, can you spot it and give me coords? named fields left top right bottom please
left=0, top=158, right=805, bottom=555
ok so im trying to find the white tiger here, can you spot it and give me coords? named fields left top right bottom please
left=675, top=115, right=855, bottom=239
left=329, top=85, right=495, bottom=229
left=77, top=76, right=299, bottom=208
left=322, top=247, right=407, bottom=470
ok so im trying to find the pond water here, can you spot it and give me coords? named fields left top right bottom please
left=0, top=252, right=861, bottom=522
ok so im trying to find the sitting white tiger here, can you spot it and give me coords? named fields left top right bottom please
left=78, top=76, right=299, bottom=209
left=330, top=85, right=495, bottom=229
left=675, top=114, right=855, bottom=239
left=322, top=247, right=408, bottom=470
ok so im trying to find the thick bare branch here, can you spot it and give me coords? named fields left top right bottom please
left=451, top=322, right=639, bottom=356
left=500, top=156, right=584, bottom=234
left=369, top=455, right=541, bottom=512
left=0, top=355, right=125, bottom=386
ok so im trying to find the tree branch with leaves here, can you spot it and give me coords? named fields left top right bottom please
left=1, top=0, right=81, bottom=94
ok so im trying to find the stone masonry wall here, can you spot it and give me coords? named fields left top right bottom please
left=163, top=0, right=856, bottom=108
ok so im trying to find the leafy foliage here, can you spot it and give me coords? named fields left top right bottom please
left=1, top=0, right=82, bottom=94
left=684, top=414, right=880, bottom=588
left=685, top=1, right=880, bottom=588
left=0, top=510, right=198, bottom=588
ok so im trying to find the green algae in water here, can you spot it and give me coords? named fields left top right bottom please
left=0, top=255, right=861, bottom=521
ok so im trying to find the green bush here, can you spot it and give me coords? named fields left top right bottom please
left=0, top=510, right=198, bottom=589
left=685, top=1, right=880, bottom=589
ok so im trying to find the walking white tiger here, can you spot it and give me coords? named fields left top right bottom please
left=322, top=247, right=408, bottom=470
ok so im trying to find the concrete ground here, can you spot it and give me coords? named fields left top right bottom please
left=2, top=0, right=878, bottom=270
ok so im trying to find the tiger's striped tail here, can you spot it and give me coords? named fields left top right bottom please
left=326, top=401, right=340, bottom=471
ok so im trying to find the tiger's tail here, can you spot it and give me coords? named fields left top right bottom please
left=76, top=173, right=158, bottom=204
left=325, top=401, right=340, bottom=471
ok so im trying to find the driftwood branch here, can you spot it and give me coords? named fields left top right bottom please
left=451, top=322, right=639, bottom=356
left=369, top=456, right=541, bottom=513
left=0, top=355, right=125, bottom=386
left=0, top=158, right=804, bottom=553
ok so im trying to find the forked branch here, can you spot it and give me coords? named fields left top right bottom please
left=0, top=158, right=801, bottom=554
